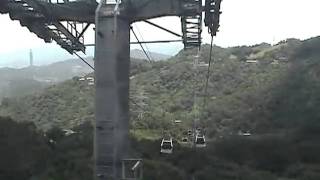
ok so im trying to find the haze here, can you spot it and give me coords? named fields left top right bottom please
left=0, top=0, right=320, bottom=67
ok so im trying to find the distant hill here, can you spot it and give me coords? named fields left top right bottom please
left=0, top=58, right=93, bottom=100
left=131, top=49, right=172, bottom=61
left=0, top=46, right=173, bottom=68
left=0, top=49, right=170, bottom=100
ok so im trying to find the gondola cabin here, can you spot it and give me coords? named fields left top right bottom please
left=160, top=138, right=173, bottom=154
left=182, top=137, right=188, bottom=144
left=195, top=135, right=206, bottom=148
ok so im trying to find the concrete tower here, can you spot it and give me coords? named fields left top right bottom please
left=29, top=49, right=34, bottom=67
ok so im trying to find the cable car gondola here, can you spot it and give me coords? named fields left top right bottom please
left=181, top=137, right=188, bottom=144
left=195, top=135, right=206, bottom=148
left=160, top=138, right=173, bottom=154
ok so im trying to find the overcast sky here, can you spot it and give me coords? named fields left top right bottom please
left=0, top=0, right=320, bottom=67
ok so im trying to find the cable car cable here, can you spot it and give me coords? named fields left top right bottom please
left=203, top=35, right=214, bottom=109
left=130, top=26, right=153, bottom=63
left=74, top=52, right=95, bottom=70
left=134, top=24, right=154, bottom=61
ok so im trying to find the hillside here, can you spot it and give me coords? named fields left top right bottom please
left=1, top=37, right=319, bottom=135
left=0, top=49, right=170, bottom=101
left=131, top=49, right=172, bottom=61
left=1, top=37, right=320, bottom=180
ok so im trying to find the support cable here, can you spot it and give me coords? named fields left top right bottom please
left=134, top=24, right=153, bottom=61
left=84, top=40, right=183, bottom=47
left=76, top=23, right=91, bottom=40
left=203, top=35, right=214, bottom=109
left=193, top=36, right=214, bottom=143
left=192, top=48, right=201, bottom=148
left=130, top=26, right=153, bottom=62
left=74, top=52, right=95, bottom=70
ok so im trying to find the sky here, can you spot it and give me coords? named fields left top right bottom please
left=0, top=0, right=320, bottom=67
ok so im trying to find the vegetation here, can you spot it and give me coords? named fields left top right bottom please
left=0, top=116, right=92, bottom=180
left=1, top=37, right=320, bottom=179
left=1, top=116, right=319, bottom=180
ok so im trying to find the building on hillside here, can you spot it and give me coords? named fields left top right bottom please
left=246, top=60, right=258, bottom=63
left=88, top=82, right=94, bottom=86
left=86, top=77, right=94, bottom=82
left=79, top=77, right=85, bottom=81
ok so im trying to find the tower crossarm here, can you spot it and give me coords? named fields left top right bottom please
left=0, top=0, right=97, bottom=53
left=1, top=0, right=96, bottom=23
left=126, top=0, right=202, bottom=22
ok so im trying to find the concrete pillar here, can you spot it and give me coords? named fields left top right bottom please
left=94, top=3, right=130, bottom=180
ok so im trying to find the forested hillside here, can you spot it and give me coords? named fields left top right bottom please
left=0, top=37, right=320, bottom=179
left=1, top=38, right=318, bottom=135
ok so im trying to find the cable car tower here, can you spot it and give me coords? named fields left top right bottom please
left=97, top=0, right=221, bottom=178
left=1, top=0, right=222, bottom=179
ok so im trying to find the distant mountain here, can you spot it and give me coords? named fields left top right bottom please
left=131, top=49, right=172, bottom=61
left=0, top=58, right=94, bottom=100
left=0, top=48, right=171, bottom=99
left=0, top=45, right=177, bottom=68
left=0, top=55, right=153, bottom=100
